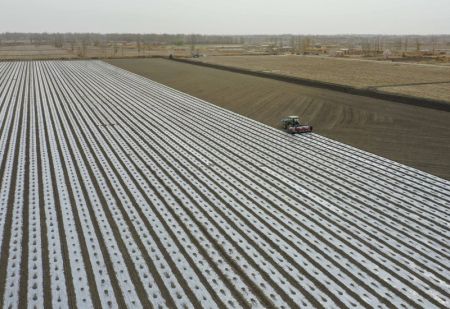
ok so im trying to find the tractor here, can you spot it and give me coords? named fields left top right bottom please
left=281, top=115, right=313, bottom=134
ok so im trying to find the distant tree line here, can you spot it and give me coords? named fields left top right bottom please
left=0, top=32, right=249, bottom=46
left=0, top=32, right=448, bottom=54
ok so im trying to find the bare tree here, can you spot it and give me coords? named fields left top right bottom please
left=393, top=37, right=402, bottom=52
left=190, top=34, right=196, bottom=54
left=137, top=39, right=141, bottom=56
left=361, top=38, right=371, bottom=56
left=54, top=34, right=63, bottom=48
left=415, top=38, right=421, bottom=52
left=290, top=36, right=295, bottom=54
left=302, top=37, right=311, bottom=54
left=79, top=40, right=88, bottom=57
left=431, top=36, right=437, bottom=54
left=113, top=42, right=119, bottom=56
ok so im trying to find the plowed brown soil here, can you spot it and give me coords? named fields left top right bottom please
left=107, top=58, right=450, bottom=180
left=193, top=55, right=450, bottom=103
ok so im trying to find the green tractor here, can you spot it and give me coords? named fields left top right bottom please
left=281, top=115, right=313, bottom=134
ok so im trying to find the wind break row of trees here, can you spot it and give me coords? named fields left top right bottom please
left=1, top=33, right=448, bottom=57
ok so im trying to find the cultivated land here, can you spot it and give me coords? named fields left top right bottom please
left=0, top=44, right=77, bottom=60
left=0, top=60, right=449, bottom=308
left=107, top=58, right=450, bottom=180
left=192, top=55, right=450, bottom=103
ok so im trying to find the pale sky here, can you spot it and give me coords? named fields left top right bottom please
left=1, top=0, right=449, bottom=34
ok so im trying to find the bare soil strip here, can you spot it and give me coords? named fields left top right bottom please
left=33, top=62, right=52, bottom=308
left=18, top=62, right=32, bottom=309
left=0, top=60, right=449, bottom=308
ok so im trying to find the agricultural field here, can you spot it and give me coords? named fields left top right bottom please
left=108, top=58, right=450, bottom=180
left=71, top=45, right=185, bottom=58
left=0, top=44, right=77, bottom=60
left=0, top=43, right=248, bottom=60
left=193, top=55, right=450, bottom=103
left=379, top=82, right=450, bottom=102
left=0, top=60, right=449, bottom=307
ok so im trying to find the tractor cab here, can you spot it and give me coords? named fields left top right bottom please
left=285, top=116, right=300, bottom=127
